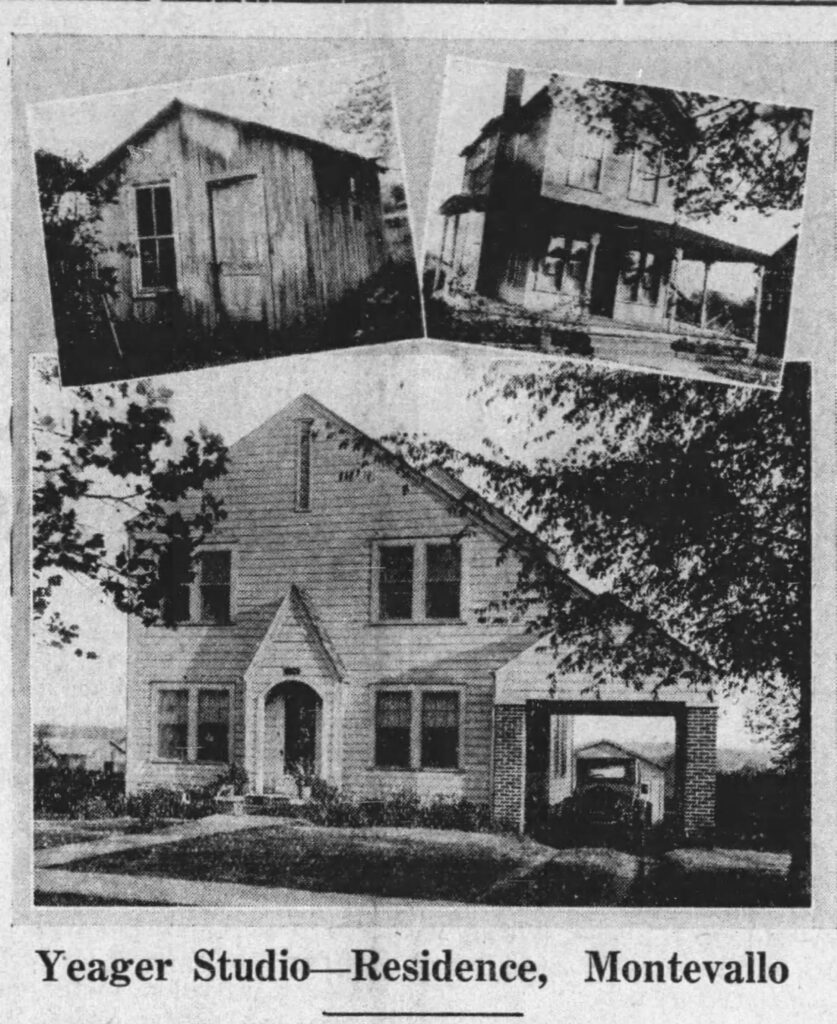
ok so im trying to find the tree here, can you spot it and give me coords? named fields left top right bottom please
left=389, top=362, right=810, bottom=890
left=322, top=65, right=395, bottom=166
left=35, top=150, right=128, bottom=381
left=32, top=364, right=229, bottom=655
left=552, top=75, right=811, bottom=219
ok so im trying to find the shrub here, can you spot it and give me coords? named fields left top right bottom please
left=34, top=767, right=125, bottom=819
left=302, top=782, right=490, bottom=833
left=547, top=329, right=593, bottom=357
left=671, top=337, right=697, bottom=353
left=214, top=763, right=248, bottom=797
left=125, top=785, right=217, bottom=831
left=419, top=795, right=491, bottom=832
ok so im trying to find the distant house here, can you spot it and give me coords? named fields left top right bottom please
left=37, top=726, right=127, bottom=774
left=575, top=740, right=668, bottom=823
left=435, top=68, right=794, bottom=356
left=125, top=393, right=718, bottom=840
left=84, top=98, right=386, bottom=346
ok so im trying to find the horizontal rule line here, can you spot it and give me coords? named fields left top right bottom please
left=322, top=1014, right=525, bottom=1019
left=310, top=969, right=354, bottom=974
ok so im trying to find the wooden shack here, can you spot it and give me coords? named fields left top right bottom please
left=87, top=99, right=386, bottom=344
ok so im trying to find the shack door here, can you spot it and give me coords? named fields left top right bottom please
left=209, top=176, right=270, bottom=324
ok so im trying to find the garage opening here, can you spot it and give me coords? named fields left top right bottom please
left=525, top=702, right=680, bottom=849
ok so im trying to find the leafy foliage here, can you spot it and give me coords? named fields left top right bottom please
left=32, top=363, right=229, bottom=653
left=551, top=75, right=811, bottom=218
left=387, top=362, right=809, bottom=769
left=322, top=65, right=394, bottom=165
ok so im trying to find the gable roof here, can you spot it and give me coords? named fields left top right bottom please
left=246, top=584, right=346, bottom=686
left=232, top=393, right=714, bottom=682
left=575, top=739, right=667, bottom=770
left=88, top=98, right=380, bottom=180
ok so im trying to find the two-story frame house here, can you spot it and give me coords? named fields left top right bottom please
left=126, top=393, right=718, bottom=840
left=435, top=69, right=792, bottom=356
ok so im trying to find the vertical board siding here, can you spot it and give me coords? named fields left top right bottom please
left=95, top=107, right=386, bottom=337
left=127, top=398, right=530, bottom=802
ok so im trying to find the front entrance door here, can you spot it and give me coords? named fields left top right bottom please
left=284, top=687, right=318, bottom=770
left=589, top=244, right=621, bottom=318
left=208, top=175, right=269, bottom=324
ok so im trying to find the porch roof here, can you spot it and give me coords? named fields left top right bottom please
left=439, top=191, right=774, bottom=264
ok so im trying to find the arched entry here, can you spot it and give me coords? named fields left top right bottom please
left=263, top=681, right=323, bottom=795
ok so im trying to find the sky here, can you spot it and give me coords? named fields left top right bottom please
left=424, top=58, right=803, bottom=305
left=27, top=54, right=399, bottom=168
left=30, top=345, right=766, bottom=752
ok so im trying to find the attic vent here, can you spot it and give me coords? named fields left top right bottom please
left=296, top=419, right=313, bottom=512
left=283, top=667, right=301, bottom=677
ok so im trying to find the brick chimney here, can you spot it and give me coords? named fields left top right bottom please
left=502, top=67, right=525, bottom=119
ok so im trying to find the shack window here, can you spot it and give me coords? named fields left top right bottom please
left=135, top=184, right=177, bottom=290
left=375, top=691, right=411, bottom=768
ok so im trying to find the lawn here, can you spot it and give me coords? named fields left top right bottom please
left=50, top=819, right=799, bottom=907
left=35, top=818, right=166, bottom=850
left=63, top=821, right=549, bottom=903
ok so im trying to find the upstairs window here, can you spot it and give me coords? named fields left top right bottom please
left=199, top=550, right=231, bottom=624
left=425, top=543, right=461, bottom=619
left=135, top=184, right=177, bottom=290
left=375, top=691, right=412, bottom=768
left=421, top=691, right=459, bottom=769
left=628, top=148, right=661, bottom=205
left=379, top=545, right=414, bottom=620
left=296, top=419, right=313, bottom=511
left=568, top=130, right=606, bottom=191
left=374, top=540, right=463, bottom=623
left=162, top=547, right=233, bottom=625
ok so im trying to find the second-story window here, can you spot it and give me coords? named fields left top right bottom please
left=375, top=540, right=463, bottom=623
left=199, top=550, right=231, bottom=624
left=628, top=148, right=661, bottom=204
left=568, top=130, right=606, bottom=191
left=379, top=545, right=415, bottom=620
left=163, top=547, right=233, bottom=625
left=135, top=184, right=177, bottom=290
left=425, top=543, right=461, bottom=619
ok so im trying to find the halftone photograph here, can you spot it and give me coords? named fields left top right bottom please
left=424, top=58, right=812, bottom=392
left=28, top=55, right=422, bottom=387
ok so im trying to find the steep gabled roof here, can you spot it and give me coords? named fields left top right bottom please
left=87, top=98, right=380, bottom=180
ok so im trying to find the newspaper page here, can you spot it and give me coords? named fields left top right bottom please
left=0, top=4, right=835, bottom=1024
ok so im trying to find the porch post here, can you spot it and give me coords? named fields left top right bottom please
left=433, top=216, right=449, bottom=292
left=699, top=260, right=713, bottom=329
left=583, top=232, right=601, bottom=310
left=492, top=704, right=526, bottom=833
left=667, top=246, right=684, bottom=330
left=752, top=263, right=765, bottom=345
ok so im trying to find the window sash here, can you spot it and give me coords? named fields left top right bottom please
left=135, top=185, right=176, bottom=290
left=425, top=543, right=461, bottom=619
left=199, top=551, right=231, bottom=624
left=378, top=545, right=414, bottom=620
left=628, top=149, right=660, bottom=204
left=296, top=420, right=313, bottom=511
left=420, top=692, right=459, bottom=769
left=375, top=692, right=411, bottom=768
left=157, top=688, right=188, bottom=760
left=197, top=688, right=230, bottom=763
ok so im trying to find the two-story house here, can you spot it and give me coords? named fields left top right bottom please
left=126, top=393, right=718, bottom=840
left=434, top=68, right=789, bottom=350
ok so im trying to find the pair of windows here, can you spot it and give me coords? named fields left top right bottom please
left=621, top=250, right=662, bottom=304
left=156, top=686, right=230, bottom=763
left=375, top=690, right=460, bottom=770
left=136, top=184, right=177, bottom=290
left=377, top=541, right=462, bottom=621
left=534, top=235, right=589, bottom=294
left=168, top=549, right=232, bottom=625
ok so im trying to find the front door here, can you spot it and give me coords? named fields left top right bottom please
left=208, top=175, right=269, bottom=324
left=284, top=688, right=318, bottom=770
